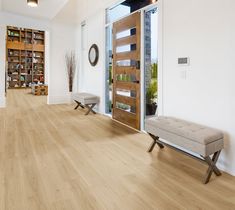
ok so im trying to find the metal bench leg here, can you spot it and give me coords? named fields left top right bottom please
left=85, top=103, right=96, bottom=115
left=148, top=133, right=164, bottom=152
left=74, top=100, right=85, bottom=110
left=74, top=101, right=80, bottom=110
left=203, top=150, right=221, bottom=184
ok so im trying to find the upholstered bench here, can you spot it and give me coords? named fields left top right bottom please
left=145, top=116, right=224, bottom=184
left=72, top=93, right=99, bottom=115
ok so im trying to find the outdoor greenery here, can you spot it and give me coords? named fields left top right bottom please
left=116, top=102, right=130, bottom=111
left=151, top=62, right=158, bottom=79
left=146, top=62, right=158, bottom=104
left=146, top=79, right=158, bottom=104
left=117, top=74, right=132, bottom=82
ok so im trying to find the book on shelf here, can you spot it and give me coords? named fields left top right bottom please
left=6, top=26, right=45, bottom=88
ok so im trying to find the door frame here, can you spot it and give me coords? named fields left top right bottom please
left=141, top=2, right=164, bottom=130
left=105, top=0, right=163, bottom=131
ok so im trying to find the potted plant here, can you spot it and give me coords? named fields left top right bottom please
left=146, top=80, right=158, bottom=115
left=65, top=51, right=76, bottom=92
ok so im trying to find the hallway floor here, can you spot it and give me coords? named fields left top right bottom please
left=0, top=89, right=234, bottom=210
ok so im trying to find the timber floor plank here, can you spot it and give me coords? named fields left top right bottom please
left=0, top=89, right=234, bottom=210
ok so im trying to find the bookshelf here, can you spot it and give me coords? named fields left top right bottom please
left=6, top=26, right=45, bottom=89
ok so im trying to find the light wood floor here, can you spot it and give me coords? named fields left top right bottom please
left=0, top=89, right=235, bottom=210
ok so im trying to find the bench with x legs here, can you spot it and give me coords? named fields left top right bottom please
left=72, top=93, right=99, bottom=115
left=145, top=116, right=224, bottom=184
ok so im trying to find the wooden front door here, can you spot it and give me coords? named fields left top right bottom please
left=112, top=12, right=141, bottom=130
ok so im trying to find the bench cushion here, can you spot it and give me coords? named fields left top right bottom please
left=72, top=93, right=99, bottom=105
left=145, top=116, right=224, bottom=156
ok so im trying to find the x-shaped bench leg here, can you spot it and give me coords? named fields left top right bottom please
left=85, top=104, right=96, bottom=115
left=74, top=100, right=85, bottom=110
left=148, top=134, right=164, bottom=152
left=203, top=150, right=222, bottom=184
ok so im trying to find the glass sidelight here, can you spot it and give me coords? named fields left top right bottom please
left=144, top=8, right=158, bottom=117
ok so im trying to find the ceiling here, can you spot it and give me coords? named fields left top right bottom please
left=1, top=0, right=69, bottom=20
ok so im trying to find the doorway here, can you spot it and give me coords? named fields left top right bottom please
left=5, top=26, right=49, bottom=104
left=112, top=12, right=141, bottom=130
left=105, top=1, right=160, bottom=130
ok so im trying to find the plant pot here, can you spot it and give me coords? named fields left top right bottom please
left=146, top=103, right=157, bottom=116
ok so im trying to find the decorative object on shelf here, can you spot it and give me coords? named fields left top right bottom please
left=20, top=76, right=25, bottom=81
left=88, top=44, right=99, bottom=66
left=6, top=26, right=45, bottom=89
left=31, top=84, right=48, bottom=96
left=27, top=0, right=38, bottom=7
left=65, top=51, right=77, bottom=92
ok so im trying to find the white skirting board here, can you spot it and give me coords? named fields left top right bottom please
left=47, top=94, right=73, bottom=105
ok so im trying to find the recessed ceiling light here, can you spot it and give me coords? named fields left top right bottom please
left=27, top=0, right=38, bottom=7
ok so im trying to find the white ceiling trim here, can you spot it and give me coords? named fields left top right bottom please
left=1, top=0, right=69, bottom=20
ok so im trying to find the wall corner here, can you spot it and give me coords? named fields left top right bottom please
left=0, top=95, right=6, bottom=108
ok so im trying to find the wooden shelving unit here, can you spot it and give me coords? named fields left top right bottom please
left=6, top=26, right=45, bottom=89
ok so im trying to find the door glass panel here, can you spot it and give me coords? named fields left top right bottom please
left=116, top=59, right=136, bottom=67
left=116, top=28, right=136, bottom=39
left=145, top=8, right=158, bottom=118
left=116, top=74, right=136, bottom=82
left=106, top=0, right=155, bottom=25
left=116, top=88, right=136, bottom=98
left=116, top=102, right=136, bottom=114
left=106, top=4, right=130, bottom=24
left=105, top=26, right=113, bottom=114
left=116, top=44, right=136, bottom=53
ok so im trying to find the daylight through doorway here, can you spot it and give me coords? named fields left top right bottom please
left=144, top=8, right=158, bottom=118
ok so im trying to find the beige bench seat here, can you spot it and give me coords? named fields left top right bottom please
left=145, top=116, right=224, bottom=184
left=72, top=92, right=99, bottom=115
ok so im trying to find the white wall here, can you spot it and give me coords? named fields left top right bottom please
left=162, top=0, right=235, bottom=175
left=78, top=11, right=106, bottom=113
left=0, top=14, right=6, bottom=107
left=76, top=0, right=235, bottom=175
left=48, top=22, right=77, bottom=104
left=0, top=11, right=50, bottom=108
left=47, top=0, right=78, bottom=104
left=76, top=0, right=117, bottom=113
left=0, top=0, right=78, bottom=106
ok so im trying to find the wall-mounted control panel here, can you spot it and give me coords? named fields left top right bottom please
left=178, top=57, right=190, bottom=66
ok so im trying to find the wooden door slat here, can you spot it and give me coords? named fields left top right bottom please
left=112, top=11, right=141, bottom=130
left=115, top=94, right=136, bottom=107
left=116, top=35, right=137, bottom=47
left=114, top=12, right=140, bottom=33
left=113, top=108, right=137, bottom=129
left=115, top=51, right=137, bottom=61
left=115, top=81, right=137, bottom=91
left=116, top=67, right=137, bottom=76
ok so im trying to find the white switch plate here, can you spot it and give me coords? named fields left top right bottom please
left=180, top=70, right=187, bottom=79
